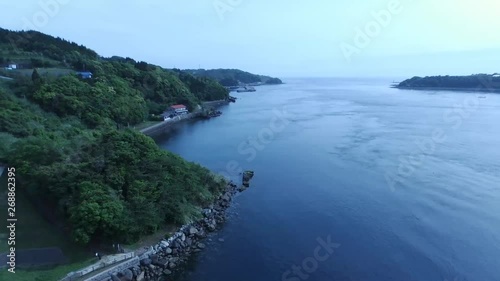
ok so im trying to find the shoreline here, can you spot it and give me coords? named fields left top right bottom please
left=140, top=100, right=230, bottom=137
left=84, top=180, right=249, bottom=281
left=393, top=86, right=500, bottom=93
left=139, top=113, right=199, bottom=136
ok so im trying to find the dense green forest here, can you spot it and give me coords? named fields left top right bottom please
left=397, top=74, right=500, bottom=90
left=0, top=27, right=229, bottom=245
left=185, top=68, right=283, bottom=86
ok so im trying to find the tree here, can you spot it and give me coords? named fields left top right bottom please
left=219, top=77, right=238, bottom=86
left=32, top=68, right=41, bottom=82
left=69, top=181, right=125, bottom=244
left=134, top=61, right=150, bottom=71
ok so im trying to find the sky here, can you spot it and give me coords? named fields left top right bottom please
left=1, top=0, right=499, bottom=78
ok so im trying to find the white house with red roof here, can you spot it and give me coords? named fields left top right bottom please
left=163, top=104, right=189, bottom=120
left=170, top=104, right=188, bottom=115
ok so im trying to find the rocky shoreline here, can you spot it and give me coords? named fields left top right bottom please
left=105, top=175, right=252, bottom=281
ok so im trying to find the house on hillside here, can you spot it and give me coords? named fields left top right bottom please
left=76, top=71, right=93, bottom=79
left=169, top=104, right=189, bottom=115
left=162, top=104, right=189, bottom=120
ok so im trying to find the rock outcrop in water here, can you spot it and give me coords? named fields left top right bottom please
left=242, top=170, right=255, bottom=188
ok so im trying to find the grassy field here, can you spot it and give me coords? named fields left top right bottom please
left=0, top=258, right=96, bottom=281
left=0, top=144, right=95, bottom=281
left=133, top=121, right=162, bottom=131
left=0, top=68, right=74, bottom=78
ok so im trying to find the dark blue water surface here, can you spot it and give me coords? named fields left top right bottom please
left=155, top=78, right=500, bottom=281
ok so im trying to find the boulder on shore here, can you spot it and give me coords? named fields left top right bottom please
left=122, top=269, right=133, bottom=281
left=136, top=271, right=145, bottom=281
left=188, top=226, right=198, bottom=235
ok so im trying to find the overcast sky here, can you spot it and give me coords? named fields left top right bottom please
left=1, top=0, right=499, bottom=78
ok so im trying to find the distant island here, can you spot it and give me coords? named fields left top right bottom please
left=394, top=73, right=500, bottom=92
left=184, top=68, right=283, bottom=87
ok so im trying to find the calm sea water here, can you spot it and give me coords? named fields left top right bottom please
left=155, top=78, right=500, bottom=281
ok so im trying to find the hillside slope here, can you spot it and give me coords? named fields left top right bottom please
left=396, top=74, right=500, bottom=91
left=0, top=27, right=229, bottom=246
left=185, top=68, right=283, bottom=86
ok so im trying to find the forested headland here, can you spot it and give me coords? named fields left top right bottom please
left=0, top=27, right=231, bottom=246
left=184, top=68, right=283, bottom=86
left=396, top=74, right=500, bottom=91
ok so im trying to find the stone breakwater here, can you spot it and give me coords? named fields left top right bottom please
left=104, top=180, right=248, bottom=281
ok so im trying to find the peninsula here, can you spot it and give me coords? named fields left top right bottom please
left=184, top=68, right=283, bottom=86
left=394, top=73, right=500, bottom=92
